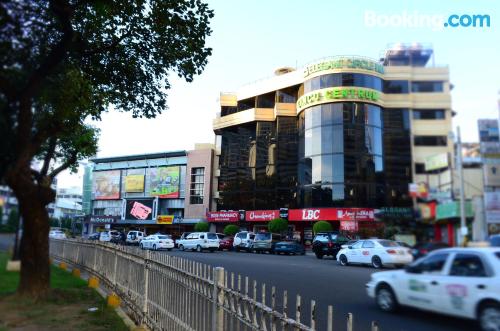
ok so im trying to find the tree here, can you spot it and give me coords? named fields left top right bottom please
left=312, top=221, right=332, bottom=234
left=0, top=0, right=214, bottom=299
left=268, top=218, right=288, bottom=234
left=223, top=224, right=239, bottom=236
left=194, top=221, right=209, bottom=232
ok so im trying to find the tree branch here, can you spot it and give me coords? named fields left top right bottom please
left=40, top=137, right=57, bottom=176
left=48, top=153, right=77, bottom=180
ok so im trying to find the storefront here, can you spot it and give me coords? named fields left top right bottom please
left=435, top=201, right=474, bottom=246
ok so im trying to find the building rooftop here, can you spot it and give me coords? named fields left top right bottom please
left=91, top=150, right=187, bottom=164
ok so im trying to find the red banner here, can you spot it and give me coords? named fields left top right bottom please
left=245, top=210, right=280, bottom=221
left=340, top=221, right=358, bottom=232
left=207, top=212, right=239, bottom=222
left=288, top=208, right=374, bottom=221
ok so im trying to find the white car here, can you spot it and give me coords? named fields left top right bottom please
left=140, top=235, right=174, bottom=251
left=49, top=230, right=66, bottom=239
left=177, top=232, right=219, bottom=252
left=366, top=248, right=500, bottom=331
left=126, top=230, right=145, bottom=245
left=337, top=239, right=413, bottom=268
left=233, top=231, right=255, bottom=252
left=99, top=230, right=119, bottom=242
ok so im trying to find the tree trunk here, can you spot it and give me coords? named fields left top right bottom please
left=16, top=192, right=51, bottom=300
left=6, top=166, right=54, bottom=300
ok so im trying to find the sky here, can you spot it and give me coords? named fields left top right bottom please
left=58, top=0, right=500, bottom=188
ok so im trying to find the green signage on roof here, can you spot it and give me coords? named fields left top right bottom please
left=297, top=87, right=380, bottom=112
left=304, top=57, right=384, bottom=78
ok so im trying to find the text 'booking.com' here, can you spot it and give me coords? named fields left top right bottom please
left=364, top=11, right=491, bottom=30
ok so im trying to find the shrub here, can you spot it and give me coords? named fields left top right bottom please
left=268, top=218, right=288, bottom=234
left=313, top=221, right=333, bottom=234
left=194, top=221, right=209, bottom=232
left=223, top=224, right=239, bottom=236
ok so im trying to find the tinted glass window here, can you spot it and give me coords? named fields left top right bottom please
left=413, top=109, right=445, bottom=120
left=199, top=234, right=205, bottom=239
left=255, top=233, right=271, bottom=240
left=383, top=80, right=409, bottom=94
left=207, top=233, right=217, bottom=240
left=352, top=241, right=363, bottom=249
left=158, top=236, right=168, bottom=239
left=450, top=254, right=487, bottom=277
left=417, top=253, right=449, bottom=273
left=250, top=234, right=255, bottom=240
left=304, top=73, right=382, bottom=93
left=411, top=81, right=444, bottom=93
left=414, top=136, right=448, bottom=146
left=379, top=240, right=399, bottom=247
left=362, top=241, right=375, bottom=248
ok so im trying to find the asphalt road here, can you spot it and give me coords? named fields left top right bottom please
left=160, top=249, right=474, bottom=331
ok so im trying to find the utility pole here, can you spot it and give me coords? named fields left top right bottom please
left=456, top=126, right=467, bottom=246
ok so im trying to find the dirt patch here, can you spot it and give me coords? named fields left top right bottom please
left=0, top=288, right=127, bottom=331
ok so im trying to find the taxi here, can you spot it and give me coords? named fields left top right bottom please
left=366, top=248, right=500, bottom=331
left=336, top=239, right=413, bottom=268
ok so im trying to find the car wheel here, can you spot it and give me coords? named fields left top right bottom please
left=339, top=254, right=348, bottom=266
left=210, top=248, right=216, bottom=253
left=376, top=285, right=398, bottom=312
left=196, top=245, right=202, bottom=252
left=179, top=245, right=184, bottom=251
left=478, top=301, right=500, bottom=331
left=372, top=256, right=383, bottom=269
left=315, top=253, right=324, bottom=259
left=153, top=244, right=157, bottom=251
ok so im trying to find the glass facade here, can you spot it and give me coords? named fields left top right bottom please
left=304, top=73, right=382, bottom=93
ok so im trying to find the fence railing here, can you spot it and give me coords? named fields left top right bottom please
left=49, top=240, right=379, bottom=331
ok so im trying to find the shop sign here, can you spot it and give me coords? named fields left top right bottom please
left=207, top=211, right=239, bottom=222
left=90, top=216, right=119, bottom=224
left=480, top=142, right=500, bottom=155
left=297, top=87, right=380, bottom=112
left=340, top=221, right=358, bottom=232
left=125, top=174, right=145, bottom=193
left=484, top=164, right=500, bottom=186
left=304, top=57, right=384, bottom=78
left=376, top=207, right=414, bottom=219
left=428, top=189, right=452, bottom=202
left=288, top=208, right=374, bottom=221
left=485, top=192, right=500, bottom=223
left=245, top=210, right=280, bottom=221
left=436, top=201, right=474, bottom=220
left=409, top=183, right=428, bottom=198
left=417, top=202, right=436, bottom=220
left=424, top=153, right=448, bottom=172
left=157, top=215, right=175, bottom=224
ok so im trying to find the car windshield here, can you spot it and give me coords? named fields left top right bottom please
left=158, top=235, right=169, bottom=239
left=378, top=240, right=399, bottom=247
left=207, top=233, right=217, bottom=239
left=495, top=252, right=500, bottom=259
left=255, top=233, right=271, bottom=240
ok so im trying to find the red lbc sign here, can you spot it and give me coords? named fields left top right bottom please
left=288, top=208, right=374, bottom=221
left=207, top=212, right=239, bottom=222
left=245, top=210, right=280, bottom=221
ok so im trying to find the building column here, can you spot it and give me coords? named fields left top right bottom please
left=447, top=223, right=455, bottom=246
left=434, top=223, right=442, bottom=242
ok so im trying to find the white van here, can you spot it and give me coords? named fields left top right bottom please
left=233, top=231, right=255, bottom=252
left=126, top=230, right=145, bottom=245
left=177, top=232, right=219, bottom=252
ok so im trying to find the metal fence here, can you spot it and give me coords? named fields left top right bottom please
left=49, top=240, right=379, bottom=331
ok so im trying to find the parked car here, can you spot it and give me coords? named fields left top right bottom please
left=88, top=233, right=100, bottom=240
left=233, top=231, right=255, bottom=252
left=175, top=232, right=191, bottom=248
left=126, top=230, right=145, bottom=245
left=218, top=236, right=234, bottom=251
left=110, top=231, right=126, bottom=244
left=140, top=234, right=174, bottom=251
left=274, top=241, right=306, bottom=255
left=312, top=232, right=351, bottom=259
left=253, top=232, right=281, bottom=254
left=366, top=248, right=500, bottom=331
left=489, top=234, right=500, bottom=247
left=412, top=242, right=450, bottom=260
left=177, top=232, right=220, bottom=252
left=49, top=230, right=67, bottom=239
left=337, top=239, right=413, bottom=268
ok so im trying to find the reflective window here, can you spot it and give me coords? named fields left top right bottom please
left=383, top=80, right=409, bottom=94
left=449, top=254, right=487, bottom=277
left=417, top=253, right=449, bottom=274
left=304, top=73, right=382, bottom=93
left=414, top=136, right=448, bottom=146
left=411, top=81, right=444, bottom=93
left=413, top=109, right=446, bottom=120
left=362, top=241, right=375, bottom=248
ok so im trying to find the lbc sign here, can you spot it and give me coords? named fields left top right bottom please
left=288, top=208, right=374, bottom=221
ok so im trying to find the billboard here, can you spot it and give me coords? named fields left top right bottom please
left=484, top=164, right=500, bottom=186
left=157, top=215, right=175, bottom=224
left=148, top=167, right=180, bottom=198
left=125, top=199, right=155, bottom=221
left=485, top=192, right=500, bottom=223
left=409, top=183, right=428, bottom=198
left=424, top=153, right=448, bottom=172
left=125, top=175, right=145, bottom=193
left=93, top=170, right=121, bottom=200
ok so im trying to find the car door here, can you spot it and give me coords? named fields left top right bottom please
left=347, top=241, right=364, bottom=263
left=361, top=240, right=376, bottom=264
left=438, top=252, right=491, bottom=318
left=400, top=252, right=450, bottom=310
left=143, top=236, right=151, bottom=248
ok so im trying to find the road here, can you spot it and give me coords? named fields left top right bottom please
left=159, top=250, right=474, bottom=331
